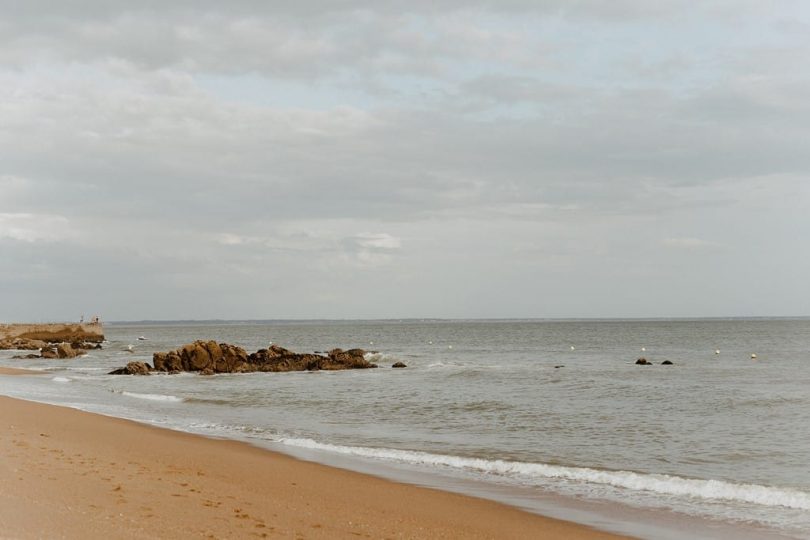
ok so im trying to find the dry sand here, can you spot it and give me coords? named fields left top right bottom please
left=0, top=384, right=630, bottom=539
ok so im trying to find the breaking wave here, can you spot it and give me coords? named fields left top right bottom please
left=121, top=391, right=185, bottom=403
left=278, top=438, right=810, bottom=510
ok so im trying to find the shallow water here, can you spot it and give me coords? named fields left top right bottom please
left=2, top=319, right=809, bottom=539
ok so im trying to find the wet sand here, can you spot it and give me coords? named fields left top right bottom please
left=0, top=389, right=630, bottom=539
left=0, top=366, right=44, bottom=375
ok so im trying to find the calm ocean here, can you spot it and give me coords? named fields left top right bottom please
left=2, top=319, right=809, bottom=539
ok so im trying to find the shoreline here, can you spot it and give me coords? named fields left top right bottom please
left=0, top=390, right=630, bottom=539
left=0, top=366, right=45, bottom=376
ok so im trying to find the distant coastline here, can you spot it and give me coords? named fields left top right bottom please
left=0, top=322, right=104, bottom=343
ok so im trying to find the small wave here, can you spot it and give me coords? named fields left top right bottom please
left=364, top=352, right=400, bottom=363
left=278, top=438, right=810, bottom=510
left=185, top=397, right=232, bottom=406
left=121, top=391, right=185, bottom=403
left=51, top=376, right=71, bottom=383
left=426, top=361, right=465, bottom=369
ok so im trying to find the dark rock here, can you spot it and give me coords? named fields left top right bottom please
left=661, top=360, right=674, bottom=365
left=109, top=361, right=152, bottom=375
left=635, top=358, right=651, bottom=365
left=199, top=368, right=215, bottom=376
left=12, top=354, right=41, bottom=359
left=56, top=343, right=79, bottom=359
left=40, top=347, right=58, bottom=359
left=554, top=365, right=565, bottom=368
left=70, top=341, right=102, bottom=350
left=392, top=362, right=407, bottom=368
left=140, top=341, right=378, bottom=375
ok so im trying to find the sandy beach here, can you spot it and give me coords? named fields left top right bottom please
left=0, top=387, right=628, bottom=539
left=0, top=367, right=44, bottom=376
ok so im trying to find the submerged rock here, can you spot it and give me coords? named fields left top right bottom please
left=635, top=358, right=651, bottom=365
left=392, top=362, right=407, bottom=368
left=661, top=360, right=674, bottom=365
left=108, top=361, right=152, bottom=375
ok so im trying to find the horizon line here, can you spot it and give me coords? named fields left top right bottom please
left=101, top=315, right=810, bottom=325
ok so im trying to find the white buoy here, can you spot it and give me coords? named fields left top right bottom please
left=641, top=347, right=646, bottom=352
left=570, top=346, right=575, bottom=351
left=448, top=345, right=453, bottom=349
left=369, top=341, right=374, bottom=345
left=715, top=349, right=720, bottom=355
left=428, top=341, right=433, bottom=345
left=751, top=353, right=757, bottom=359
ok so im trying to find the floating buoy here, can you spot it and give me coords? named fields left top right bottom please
left=428, top=341, right=433, bottom=345
left=448, top=345, right=453, bottom=349
left=751, top=353, right=757, bottom=359
left=369, top=341, right=374, bottom=345
left=641, top=347, right=646, bottom=352
left=715, top=349, right=720, bottom=355
left=570, top=346, right=575, bottom=351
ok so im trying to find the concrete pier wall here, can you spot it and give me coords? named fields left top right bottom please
left=0, top=323, right=104, bottom=343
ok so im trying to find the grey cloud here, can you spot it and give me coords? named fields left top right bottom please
left=2, top=1, right=809, bottom=319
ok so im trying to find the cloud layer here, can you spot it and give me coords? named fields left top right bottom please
left=1, top=1, right=809, bottom=320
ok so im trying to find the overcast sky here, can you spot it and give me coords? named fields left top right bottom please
left=1, top=1, right=809, bottom=321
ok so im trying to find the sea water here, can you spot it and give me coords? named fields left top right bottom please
left=1, top=319, right=809, bottom=539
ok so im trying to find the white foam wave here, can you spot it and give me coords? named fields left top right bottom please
left=364, top=352, right=399, bottom=363
left=279, top=438, right=810, bottom=510
left=121, top=391, right=184, bottom=403
left=51, top=376, right=71, bottom=383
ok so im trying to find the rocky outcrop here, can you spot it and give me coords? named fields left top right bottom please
left=1, top=337, right=99, bottom=359
left=110, top=341, right=378, bottom=375
left=0, top=322, right=104, bottom=343
left=152, top=341, right=250, bottom=373
left=109, top=361, right=152, bottom=375
left=0, top=338, right=49, bottom=350
left=661, top=360, right=674, bottom=365
left=243, top=344, right=375, bottom=372
left=635, top=358, right=652, bottom=365
left=392, top=362, right=407, bottom=368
